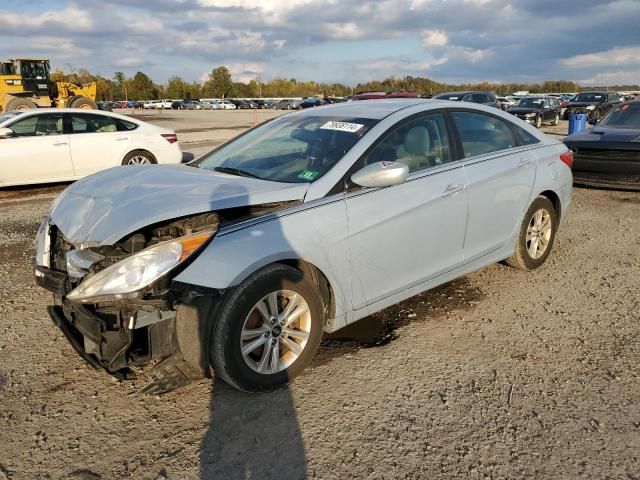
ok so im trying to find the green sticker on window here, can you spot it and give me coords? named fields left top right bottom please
left=297, top=169, right=319, bottom=181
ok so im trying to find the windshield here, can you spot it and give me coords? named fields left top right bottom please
left=193, top=114, right=378, bottom=183
left=599, top=103, right=640, bottom=128
left=19, top=60, right=49, bottom=80
left=514, top=98, right=544, bottom=108
left=573, top=93, right=604, bottom=103
left=434, top=94, right=461, bottom=101
left=0, top=112, right=23, bottom=124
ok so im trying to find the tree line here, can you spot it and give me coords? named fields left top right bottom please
left=50, top=66, right=640, bottom=101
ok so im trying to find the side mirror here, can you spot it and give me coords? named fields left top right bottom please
left=351, top=161, right=409, bottom=188
left=0, top=127, right=14, bottom=139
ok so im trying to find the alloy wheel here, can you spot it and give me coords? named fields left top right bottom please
left=526, top=208, right=552, bottom=259
left=240, top=290, right=311, bottom=374
left=127, top=155, right=151, bottom=165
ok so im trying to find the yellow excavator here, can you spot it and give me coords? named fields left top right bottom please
left=0, top=58, right=97, bottom=113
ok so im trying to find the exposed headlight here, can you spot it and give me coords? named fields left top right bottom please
left=66, top=230, right=214, bottom=303
left=585, top=105, right=596, bottom=111
left=525, top=112, right=537, bottom=118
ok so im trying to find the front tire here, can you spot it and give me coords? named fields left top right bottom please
left=5, top=97, right=37, bottom=111
left=506, top=196, right=557, bottom=271
left=553, top=113, right=560, bottom=126
left=210, top=264, right=324, bottom=392
left=534, top=115, right=542, bottom=128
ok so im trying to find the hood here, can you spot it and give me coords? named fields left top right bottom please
left=50, top=165, right=309, bottom=246
left=563, top=126, right=640, bottom=149
left=508, top=107, right=541, bottom=114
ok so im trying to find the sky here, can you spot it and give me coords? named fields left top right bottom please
left=1, top=0, right=639, bottom=87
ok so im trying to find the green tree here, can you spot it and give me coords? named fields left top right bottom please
left=204, top=66, right=233, bottom=98
left=130, top=71, right=154, bottom=100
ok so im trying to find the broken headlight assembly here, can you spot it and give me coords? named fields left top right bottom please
left=66, top=230, right=214, bottom=303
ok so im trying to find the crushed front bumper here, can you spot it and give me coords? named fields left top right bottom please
left=36, top=264, right=179, bottom=379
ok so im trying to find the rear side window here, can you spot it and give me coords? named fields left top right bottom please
left=513, top=125, right=540, bottom=145
left=117, top=119, right=138, bottom=131
left=70, top=114, right=118, bottom=134
left=9, top=113, right=63, bottom=137
left=451, top=111, right=515, bottom=157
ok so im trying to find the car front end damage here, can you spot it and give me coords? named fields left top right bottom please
left=34, top=212, right=221, bottom=391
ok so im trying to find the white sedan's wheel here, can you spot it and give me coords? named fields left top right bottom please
left=240, top=290, right=312, bottom=374
left=210, top=264, right=324, bottom=392
left=506, top=196, right=557, bottom=271
left=122, top=150, right=156, bottom=166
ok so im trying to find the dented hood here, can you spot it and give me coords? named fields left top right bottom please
left=50, top=165, right=309, bottom=246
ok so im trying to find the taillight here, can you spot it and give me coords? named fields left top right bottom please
left=161, top=133, right=178, bottom=144
left=560, top=150, right=573, bottom=168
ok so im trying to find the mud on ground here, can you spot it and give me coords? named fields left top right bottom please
left=0, top=178, right=638, bottom=478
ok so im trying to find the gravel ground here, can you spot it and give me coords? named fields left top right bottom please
left=0, top=115, right=638, bottom=480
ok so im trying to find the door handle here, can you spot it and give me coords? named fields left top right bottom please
left=518, top=157, right=533, bottom=167
left=52, top=142, right=68, bottom=146
left=442, top=184, right=466, bottom=197
left=115, top=137, right=129, bottom=141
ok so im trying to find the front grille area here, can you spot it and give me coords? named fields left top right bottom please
left=572, top=148, right=640, bottom=186
left=574, top=148, right=640, bottom=163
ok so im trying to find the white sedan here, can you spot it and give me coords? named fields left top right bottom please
left=0, top=108, right=182, bottom=187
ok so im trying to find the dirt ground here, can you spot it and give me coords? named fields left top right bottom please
left=0, top=114, right=638, bottom=480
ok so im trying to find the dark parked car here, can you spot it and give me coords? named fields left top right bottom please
left=433, top=91, right=499, bottom=108
left=171, top=100, right=186, bottom=110
left=273, top=99, right=301, bottom=110
left=97, top=101, right=114, bottom=111
left=299, top=97, right=326, bottom=109
left=563, top=100, right=640, bottom=190
left=563, top=92, right=621, bottom=122
left=350, top=91, right=420, bottom=101
left=507, top=97, right=561, bottom=128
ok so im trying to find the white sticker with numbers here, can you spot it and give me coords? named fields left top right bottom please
left=320, top=121, right=364, bottom=133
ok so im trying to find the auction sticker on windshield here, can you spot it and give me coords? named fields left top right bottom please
left=320, top=121, right=364, bottom=133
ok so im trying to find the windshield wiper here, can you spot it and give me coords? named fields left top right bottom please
left=213, top=166, right=261, bottom=179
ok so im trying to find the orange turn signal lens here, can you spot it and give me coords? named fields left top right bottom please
left=178, top=230, right=214, bottom=261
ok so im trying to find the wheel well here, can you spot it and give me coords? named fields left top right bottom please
left=277, top=259, right=336, bottom=320
left=539, top=190, right=561, bottom=221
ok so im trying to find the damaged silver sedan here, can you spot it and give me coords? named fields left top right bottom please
left=35, top=100, right=572, bottom=392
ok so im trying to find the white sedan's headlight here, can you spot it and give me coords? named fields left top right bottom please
left=66, top=230, right=214, bottom=303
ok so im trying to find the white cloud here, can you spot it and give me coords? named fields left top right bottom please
left=422, top=29, right=448, bottom=47
left=562, top=46, right=640, bottom=69
left=577, top=69, right=640, bottom=86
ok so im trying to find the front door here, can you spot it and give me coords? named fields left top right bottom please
left=67, top=113, right=131, bottom=177
left=345, top=111, right=468, bottom=309
left=0, top=112, right=74, bottom=186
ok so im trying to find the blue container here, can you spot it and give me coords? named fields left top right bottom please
left=568, top=113, right=588, bottom=135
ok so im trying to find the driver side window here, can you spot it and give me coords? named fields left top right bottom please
left=9, top=114, right=63, bottom=137
left=364, top=113, right=452, bottom=173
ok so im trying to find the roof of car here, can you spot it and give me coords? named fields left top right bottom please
left=289, top=98, right=430, bottom=119
left=0, top=108, right=143, bottom=124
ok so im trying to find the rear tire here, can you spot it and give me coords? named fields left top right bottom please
left=70, top=97, right=97, bottom=109
left=5, top=97, right=37, bottom=111
left=553, top=113, right=560, bottom=126
left=122, top=150, right=156, bottom=165
left=210, top=264, right=324, bottom=392
left=506, top=196, right=557, bottom=271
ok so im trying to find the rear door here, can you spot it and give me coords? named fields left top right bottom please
left=451, top=110, right=536, bottom=262
left=0, top=112, right=74, bottom=185
left=66, top=113, right=132, bottom=177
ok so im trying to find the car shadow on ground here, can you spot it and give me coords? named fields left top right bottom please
left=197, top=276, right=484, bottom=479
left=200, top=379, right=307, bottom=479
